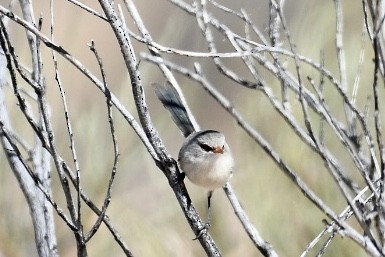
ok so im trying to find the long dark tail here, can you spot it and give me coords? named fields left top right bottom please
left=153, top=82, right=197, bottom=137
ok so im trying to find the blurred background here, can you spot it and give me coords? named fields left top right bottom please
left=0, top=0, right=375, bottom=256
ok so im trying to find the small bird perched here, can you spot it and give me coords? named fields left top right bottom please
left=178, top=130, right=234, bottom=190
left=154, top=82, right=234, bottom=227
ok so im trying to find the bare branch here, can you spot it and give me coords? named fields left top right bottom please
left=223, top=184, right=279, bottom=257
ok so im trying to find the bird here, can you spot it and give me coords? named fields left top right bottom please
left=178, top=129, right=234, bottom=190
left=154, top=82, right=234, bottom=229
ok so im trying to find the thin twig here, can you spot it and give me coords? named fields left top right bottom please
left=301, top=182, right=379, bottom=256
left=195, top=0, right=261, bottom=89
left=223, top=184, right=279, bottom=257
left=66, top=0, right=107, bottom=21
left=50, top=0, right=83, bottom=240
left=85, top=41, right=120, bottom=242
left=0, top=121, right=77, bottom=231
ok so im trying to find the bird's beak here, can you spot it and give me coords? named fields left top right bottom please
left=212, top=146, right=224, bottom=154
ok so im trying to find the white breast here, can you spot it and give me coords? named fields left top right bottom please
left=181, top=151, right=234, bottom=190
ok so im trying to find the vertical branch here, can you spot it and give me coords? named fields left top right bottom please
left=373, top=41, right=385, bottom=179
left=0, top=16, right=60, bottom=257
left=31, top=9, right=85, bottom=257
left=372, top=19, right=385, bottom=250
left=36, top=74, right=88, bottom=256
left=268, top=0, right=290, bottom=109
left=49, top=0, right=85, bottom=251
left=85, top=41, right=120, bottom=242
left=334, top=0, right=357, bottom=143
left=268, top=0, right=280, bottom=47
left=334, top=0, right=348, bottom=92
left=350, top=24, right=367, bottom=150
left=19, top=0, right=39, bottom=80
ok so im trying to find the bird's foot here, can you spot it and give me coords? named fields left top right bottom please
left=193, top=222, right=211, bottom=240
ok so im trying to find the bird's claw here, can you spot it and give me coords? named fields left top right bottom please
left=193, top=222, right=211, bottom=240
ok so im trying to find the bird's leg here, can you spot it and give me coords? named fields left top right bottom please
left=179, top=171, right=186, bottom=182
left=193, top=190, right=214, bottom=240
left=206, top=190, right=213, bottom=228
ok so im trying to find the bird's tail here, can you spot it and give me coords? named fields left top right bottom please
left=153, top=82, right=199, bottom=137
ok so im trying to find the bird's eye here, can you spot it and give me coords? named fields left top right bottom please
left=199, top=143, right=213, bottom=152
